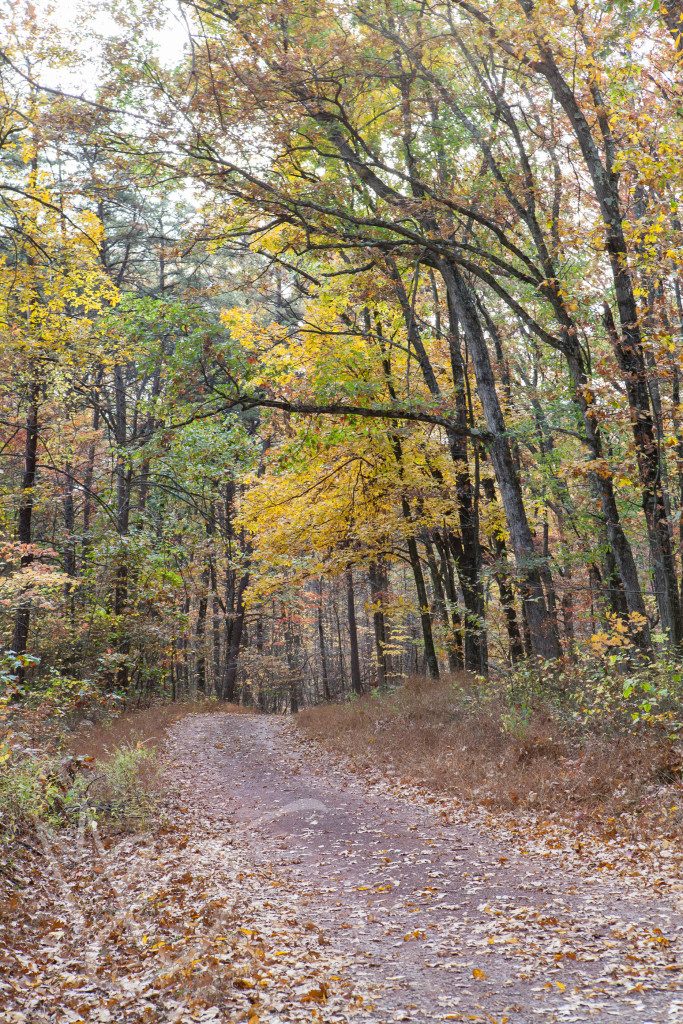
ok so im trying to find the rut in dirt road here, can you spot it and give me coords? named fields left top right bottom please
left=170, top=713, right=683, bottom=1024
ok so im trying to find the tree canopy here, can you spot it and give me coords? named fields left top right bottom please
left=1, top=0, right=683, bottom=708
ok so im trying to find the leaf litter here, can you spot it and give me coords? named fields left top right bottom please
left=0, top=738, right=377, bottom=1022
left=1, top=709, right=682, bottom=1023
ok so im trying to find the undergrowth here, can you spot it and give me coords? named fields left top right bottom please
left=0, top=735, right=164, bottom=844
left=0, top=654, right=173, bottom=845
left=502, top=647, right=683, bottom=739
left=0, top=651, right=249, bottom=848
left=297, top=666, right=683, bottom=839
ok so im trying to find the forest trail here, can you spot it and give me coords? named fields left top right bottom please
left=167, top=713, right=683, bottom=1024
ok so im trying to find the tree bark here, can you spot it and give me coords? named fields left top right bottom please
left=195, top=568, right=209, bottom=693
left=223, top=571, right=249, bottom=702
left=603, top=303, right=681, bottom=645
left=481, top=478, right=525, bottom=664
left=524, top=42, right=679, bottom=646
left=12, top=380, right=40, bottom=664
left=445, top=299, right=488, bottom=673
left=423, top=534, right=459, bottom=673
left=383, top=265, right=487, bottom=672
left=346, top=567, right=363, bottom=695
left=315, top=577, right=332, bottom=699
left=439, top=259, right=562, bottom=660
left=433, top=532, right=464, bottom=670
left=368, top=561, right=389, bottom=688
left=113, top=363, right=131, bottom=690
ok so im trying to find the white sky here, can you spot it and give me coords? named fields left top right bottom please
left=14, top=0, right=187, bottom=94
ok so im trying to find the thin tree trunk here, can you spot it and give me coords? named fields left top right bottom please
left=423, top=535, right=459, bottom=673
left=445, top=300, right=488, bottom=673
left=402, top=509, right=440, bottom=679
left=12, top=380, right=40, bottom=665
left=481, top=478, right=525, bottom=664
left=376, top=339, right=441, bottom=679
left=113, top=363, right=130, bottom=690
left=559, top=337, right=651, bottom=650
left=346, top=567, right=363, bottom=695
left=63, top=460, right=77, bottom=650
left=223, top=571, right=249, bottom=702
left=82, top=402, right=100, bottom=566
left=528, top=48, right=677, bottom=645
left=195, top=569, right=208, bottom=694
left=316, top=577, right=331, bottom=700
left=603, top=303, right=681, bottom=645
left=433, top=532, right=464, bottom=670
left=368, top=561, right=389, bottom=688
left=379, top=276, right=486, bottom=671
left=334, top=600, right=346, bottom=690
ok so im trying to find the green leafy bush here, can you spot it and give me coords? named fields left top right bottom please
left=494, top=648, right=683, bottom=738
left=0, top=743, right=75, bottom=846
left=84, top=737, right=161, bottom=827
left=0, top=735, right=162, bottom=843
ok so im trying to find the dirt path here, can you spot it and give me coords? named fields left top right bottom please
left=3, top=710, right=682, bottom=1024
left=168, top=713, right=683, bottom=1024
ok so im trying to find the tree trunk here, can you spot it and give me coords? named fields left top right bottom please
left=445, top=300, right=488, bottom=673
left=423, top=535, right=459, bottom=673
left=481, top=478, right=525, bottom=664
left=660, top=0, right=683, bottom=57
left=382, top=269, right=486, bottom=672
left=433, top=532, right=464, bottom=670
left=113, top=363, right=130, bottom=690
left=12, top=380, right=40, bottom=665
left=315, top=577, right=332, bottom=700
left=603, top=303, right=681, bottom=646
left=368, top=561, right=389, bottom=688
left=529, top=47, right=678, bottom=646
left=223, top=571, right=249, bottom=702
left=346, top=567, right=363, bottom=695
left=82, top=402, right=100, bottom=566
left=439, top=260, right=562, bottom=661
left=378, top=352, right=441, bottom=680
left=402, top=510, right=440, bottom=679
left=334, top=600, right=346, bottom=689
left=63, top=460, right=77, bottom=652
left=560, top=335, right=652, bottom=651
left=195, top=571, right=208, bottom=694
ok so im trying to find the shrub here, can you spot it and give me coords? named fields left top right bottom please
left=84, top=737, right=162, bottom=827
left=0, top=735, right=163, bottom=844
left=0, top=743, right=70, bottom=843
left=500, top=648, right=683, bottom=739
left=297, top=670, right=683, bottom=835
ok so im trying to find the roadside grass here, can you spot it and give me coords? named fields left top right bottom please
left=296, top=673, right=683, bottom=839
left=0, top=737, right=162, bottom=840
left=67, top=696, right=251, bottom=763
left=0, top=695, right=249, bottom=849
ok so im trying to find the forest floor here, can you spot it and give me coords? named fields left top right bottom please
left=2, top=707, right=683, bottom=1024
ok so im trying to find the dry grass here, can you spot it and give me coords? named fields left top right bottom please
left=68, top=699, right=251, bottom=762
left=63, top=700, right=253, bottom=833
left=297, top=674, right=683, bottom=839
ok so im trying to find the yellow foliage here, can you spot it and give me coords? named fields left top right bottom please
left=0, top=186, right=118, bottom=368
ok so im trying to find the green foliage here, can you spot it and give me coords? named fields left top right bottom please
left=1, top=664, right=123, bottom=746
left=499, top=704, right=533, bottom=740
left=81, top=736, right=162, bottom=829
left=0, top=735, right=162, bottom=842
left=0, top=655, right=159, bottom=839
left=0, top=650, right=40, bottom=702
left=0, top=748, right=65, bottom=835
left=494, top=651, right=683, bottom=739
